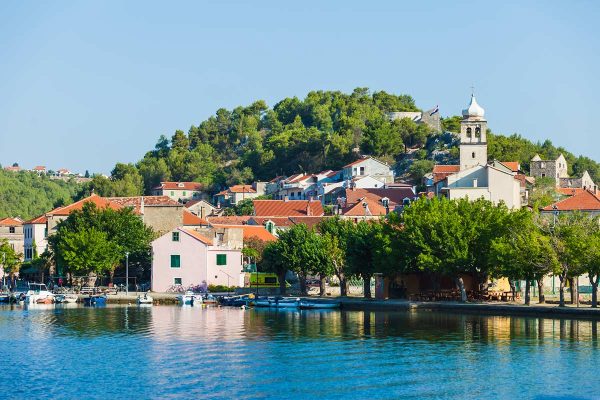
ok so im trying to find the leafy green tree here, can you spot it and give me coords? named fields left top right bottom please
left=261, top=239, right=289, bottom=295
left=346, top=220, right=385, bottom=298
left=54, top=227, right=121, bottom=276
left=408, top=160, right=434, bottom=181
left=317, top=217, right=354, bottom=296
left=0, top=238, right=22, bottom=284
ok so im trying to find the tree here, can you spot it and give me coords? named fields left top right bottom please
left=346, top=220, right=385, bottom=299
left=0, top=239, right=22, bottom=286
left=54, top=227, right=122, bottom=276
left=408, top=160, right=434, bottom=181
left=49, top=202, right=154, bottom=282
left=317, top=217, right=354, bottom=296
left=261, top=239, right=288, bottom=295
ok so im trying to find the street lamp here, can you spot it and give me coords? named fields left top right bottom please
left=125, top=251, right=129, bottom=296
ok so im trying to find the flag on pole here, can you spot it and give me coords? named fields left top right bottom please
left=429, top=105, right=439, bottom=116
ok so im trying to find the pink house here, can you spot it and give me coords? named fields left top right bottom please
left=151, top=227, right=243, bottom=291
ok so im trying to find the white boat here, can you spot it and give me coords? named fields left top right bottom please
left=298, top=301, right=340, bottom=310
left=24, top=283, right=55, bottom=305
left=255, top=297, right=300, bottom=308
left=55, top=294, right=78, bottom=304
left=137, top=293, right=153, bottom=305
left=177, top=290, right=203, bottom=306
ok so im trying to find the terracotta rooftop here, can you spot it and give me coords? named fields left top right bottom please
left=154, top=181, right=203, bottom=191
left=229, top=184, right=256, bottom=193
left=210, top=224, right=277, bottom=242
left=542, top=190, right=600, bottom=212
left=32, top=166, right=46, bottom=171
left=180, top=228, right=213, bottom=245
left=432, top=165, right=460, bottom=183
left=207, top=216, right=252, bottom=225
left=48, top=194, right=123, bottom=216
left=24, top=215, right=48, bottom=224
left=3, top=166, right=21, bottom=172
left=500, top=161, right=520, bottom=172
left=250, top=216, right=327, bottom=229
left=345, top=188, right=415, bottom=208
left=557, top=188, right=586, bottom=196
left=0, top=217, right=23, bottom=226
left=343, top=196, right=388, bottom=217
left=108, top=196, right=182, bottom=211
left=253, top=200, right=324, bottom=217
left=183, top=210, right=209, bottom=226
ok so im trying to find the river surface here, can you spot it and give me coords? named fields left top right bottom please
left=1, top=304, right=600, bottom=400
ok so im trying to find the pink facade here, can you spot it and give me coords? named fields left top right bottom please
left=151, top=228, right=242, bottom=292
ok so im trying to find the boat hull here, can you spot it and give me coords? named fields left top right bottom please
left=83, top=295, right=107, bottom=306
left=298, top=302, right=340, bottom=310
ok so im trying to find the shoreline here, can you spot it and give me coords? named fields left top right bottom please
left=74, top=292, right=600, bottom=320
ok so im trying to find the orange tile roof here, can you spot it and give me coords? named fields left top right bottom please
left=250, top=216, right=327, bottom=228
left=4, top=166, right=21, bottom=172
left=25, top=215, right=48, bottom=224
left=0, top=217, right=23, bottom=226
left=253, top=200, right=324, bottom=217
left=228, top=184, right=256, bottom=193
left=48, top=194, right=123, bottom=216
left=542, top=190, right=600, bottom=211
left=180, top=228, right=213, bottom=245
left=207, top=216, right=252, bottom=225
left=345, top=188, right=415, bottom=207
left=32, top=166, right=46, bottom=171
left=557, top=188, right=586, bottom=196
left=500, top=161, right=520, bottom=172
left=154, top=181, right=203, bottom=191
left=432, top=165, right=460, bottom=182
left=211, top=224, right=277, bottom=242
left=343, top=197, right=388, bottom=217
left=183, top=210, right=209, bottom=226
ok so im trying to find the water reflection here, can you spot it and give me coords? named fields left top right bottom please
left=1, top=305, right=600, bottom=399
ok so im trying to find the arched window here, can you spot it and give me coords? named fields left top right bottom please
left=466, top=127, right=472, bottom=137
left=475, top=126, right=481, bottom=137
left=472, top=152, right=476, bottom=159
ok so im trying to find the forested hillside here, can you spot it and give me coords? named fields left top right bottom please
left=3, top=88, right=599, bottom=216
left=0, top=170, right=82, bottom=219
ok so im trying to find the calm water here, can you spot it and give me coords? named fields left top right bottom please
left=1, top=304, right=600, bottom=400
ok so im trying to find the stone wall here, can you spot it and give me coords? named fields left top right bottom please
left=143, top=206, right=183, bottom=235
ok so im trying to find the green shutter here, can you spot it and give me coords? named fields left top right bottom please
left=172, top=232, right=179, bottom=242
left=216, top=254, right=227, bottom=265
left=171, top=255, right=181, bottom=268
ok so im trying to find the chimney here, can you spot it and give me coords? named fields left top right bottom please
left=473, top=178, right=478, bottom=188
left=284, top=195, right=289, bottom=202
left=306, top=203, right=312, bottom=216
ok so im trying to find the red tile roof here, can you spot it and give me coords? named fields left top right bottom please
left=210, top=224, right=277, bottom=242
left=207, top=216, right=252, bottom=225
left=32, top=166, right=46, bottom=171
left=154, top=181, right=203, bottom=191
left=343, top=197, right=388, bottom=217
left=25, top=215, right=48, bottom=224
left=253, top=200, right=324, bottom=217
left=48, top=194, right=123, bottom=216
left=542, top=190, right=600, bottom=212
left=228, top=185, right=256, bottom=193
left=108, top=196, right=182, bottom=212
left=0, top=217, right=23, bottom=226
left=432, top=165, right=460, bottom=183
left=183, top=210, right=209, bottom=226
left=345, top=188, right=415, bottom=207
left=250, top=216, right=327, bottom=229
left=3, top=166, right=21, bottom=172
left=180, top=228, right=213, bottom=245
left=557, top=188, right=586, bottom=196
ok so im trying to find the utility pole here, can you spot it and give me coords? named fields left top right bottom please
left=125, top=251, right=129, bottom=296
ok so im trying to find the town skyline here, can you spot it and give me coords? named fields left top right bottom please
left=1, top=1, right=599, bottom=173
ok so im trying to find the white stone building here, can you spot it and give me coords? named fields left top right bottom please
left=23, top=215, right=48, bottom=261
left=433, top=94, right=522, bottom=209
left=341, top=157, right=394, bottom=184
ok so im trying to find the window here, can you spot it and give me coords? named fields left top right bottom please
left=472, top=152, right=476, bottom=159
left=183, top=191, right=186, bottom=196
left=9, top=227, right=15, bottom=233
left=541, top=173, right=546, bottom=178
left=172, top=231, right=179, bottom=242
left=266, top=221, right=274, bottom=234
left=216, top=254, right=227, bottom=266
left=297, top=191, right=301, bottom=198
left=466, top=127, right=472, bottom=137
left=216, top=232, right=224, bottom=243
left=475, top=126, right=481, bottom=137
left=170, top=191, right=175, bottom=196
left=170, top=255, right=181, bottom=268
left=359, top=166, right=365, bottom=175
left=174, top=278, right=182, bottom=285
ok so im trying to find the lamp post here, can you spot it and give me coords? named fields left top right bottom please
left=125, top=251, right=129, bottom=296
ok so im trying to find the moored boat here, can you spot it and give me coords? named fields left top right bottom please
left=137, top=293, right=153, bottom=305
left=83, top=295, right=107, bottom=306
left=24, top=283, right=55, bottom=305
left=254, top=297, right=300, bottom=308
left=177, top=290, right=203, bottom=306
left=298, top=301, right=340, bottom=310
left=55, top=294, right=78, bottom=304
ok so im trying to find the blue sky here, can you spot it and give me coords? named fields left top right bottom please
left=1, top=0, right=598, bottom=174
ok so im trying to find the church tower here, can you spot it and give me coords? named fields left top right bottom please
left=459, top=94, right=488, bottom=170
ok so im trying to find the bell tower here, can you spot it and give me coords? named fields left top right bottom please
left=459, top=94, right=488, bottom=170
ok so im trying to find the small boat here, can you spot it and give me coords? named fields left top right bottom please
left=24, top=283, right=55, bottom=305
left=298, top=301, right=340, bottom=310
left=137, top=293, right=153, bottom=305
left=0, top=294, right=10, bottom=303
left=83, top=295, right=107, bottom=306
left=55, top=294, right=78, bottom=304
left=177, top=290, right=203, bottom=306
left=255, top=297, right=300, bottom=308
